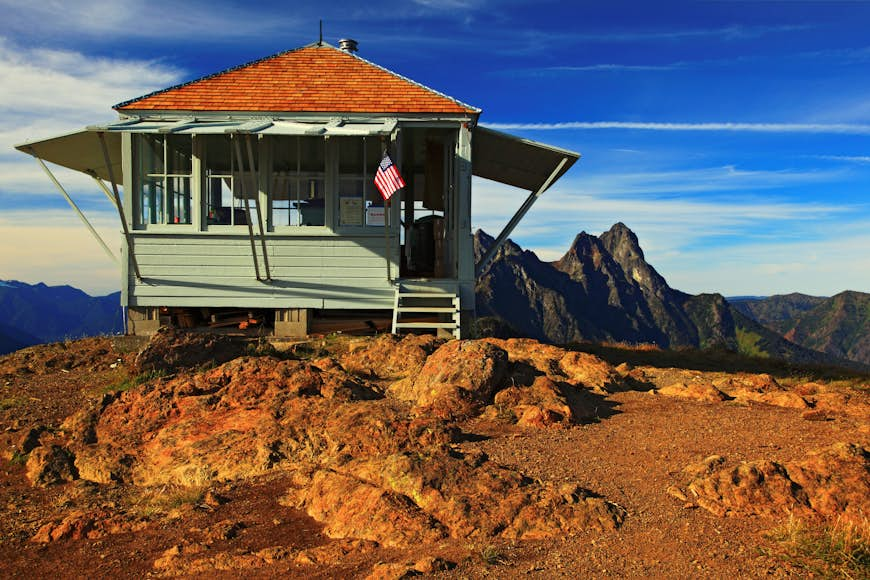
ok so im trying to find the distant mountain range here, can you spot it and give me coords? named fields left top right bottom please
left=475, top=224, right=868, bottom=370
left=0, top=281, right=122, bottom=355
left=3, top=234, right=868, bottom=372
left=731, top=292, right=870, bottom=366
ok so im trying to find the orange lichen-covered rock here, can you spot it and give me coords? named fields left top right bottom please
left=487, top=376, right=573, bottom=427
left=288, top=454, right=623, bottom=546
left=481, top=338, right=623, bottom=393
left=339, top=333, right=443, bottom=380
left=657, top=381, right=728, bottom=403
left=388, top=340, right=509, bottom=417
left=679, top=442, right=870, bottom=520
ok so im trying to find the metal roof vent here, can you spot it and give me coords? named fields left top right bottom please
left=338, top=38, right=359, bottom=53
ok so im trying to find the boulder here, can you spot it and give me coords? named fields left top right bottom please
left=486, top=376, right=573, bottom=427
left=134, top=328, right=246, bottom=374
left=481, top=338, right=622, bottom=393
left=388, top=340, right=509, bottom=417
left=679, top=442, right=870, bottom=520
left=339, top=334, right=443, bottom=380
left=293, top=450, right=624, bottom=544
left=26, top=444, right=78, bottom=486
left=657, top=381, right=728, bottom=403
left=284, top=469, right=448, bottom=548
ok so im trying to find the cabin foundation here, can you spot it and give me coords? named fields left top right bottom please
left=274, top=308, right=311, bottom=337
left=127, top=306, right=161, bottom=336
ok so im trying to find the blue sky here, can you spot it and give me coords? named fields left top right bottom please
left=1, top=0, right=869, bottom=297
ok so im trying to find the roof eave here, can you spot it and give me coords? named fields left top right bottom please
left=115, top=109, right=480, bottom=122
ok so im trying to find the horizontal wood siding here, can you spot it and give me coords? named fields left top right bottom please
left=128, top=234, right=399, bottom=309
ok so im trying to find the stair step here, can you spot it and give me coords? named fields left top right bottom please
left=393, top=322, right=458, bottom=329
left=397, top=292, right=455, bottom=299
left=396, top=306, right=457, bottom=313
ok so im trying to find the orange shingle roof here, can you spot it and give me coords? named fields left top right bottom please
left=115, top=43, right=479, bottom=115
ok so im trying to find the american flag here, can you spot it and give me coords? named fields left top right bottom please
left=374, top=153, right=405, bottom=201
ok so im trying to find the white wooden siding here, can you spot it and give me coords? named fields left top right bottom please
left=128, top=233, right=399, bottom=309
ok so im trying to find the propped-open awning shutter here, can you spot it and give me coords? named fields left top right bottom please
left=472, top=126, right=579, bottom=192
left=93, top=117, right=399, bottom=136
left=14, top=129, right=123, bottom=184
left=14, top=118, right=400, bottom=184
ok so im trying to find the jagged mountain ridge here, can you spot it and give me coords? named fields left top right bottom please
left=0, top=280, right=122, bottom=355
left=474, top=224, right=857, bottom=368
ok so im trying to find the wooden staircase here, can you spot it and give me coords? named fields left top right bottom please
left=392, top=288, right=461, bottom=339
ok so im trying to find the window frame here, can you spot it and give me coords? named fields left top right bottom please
left=269, top=135, right=328, bottom=232
left=133, top=133, right=194, bottom=230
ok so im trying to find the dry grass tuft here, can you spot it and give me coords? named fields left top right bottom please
left=129, top=484, right=207, bottom=518
left=766, top=515, right=869, bottom=579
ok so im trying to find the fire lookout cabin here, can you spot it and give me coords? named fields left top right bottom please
left=16, top=39, right=578, bottom=338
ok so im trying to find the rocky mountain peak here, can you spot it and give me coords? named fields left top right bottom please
left=599, top=222, right=645, bottom=263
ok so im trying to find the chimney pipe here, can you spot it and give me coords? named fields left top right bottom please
left=338, top=38, right=358, bottom=53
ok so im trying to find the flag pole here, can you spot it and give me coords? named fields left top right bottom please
left=383, top=141, right=391, bottom=282
left=385, top=196, right=391, bottom=281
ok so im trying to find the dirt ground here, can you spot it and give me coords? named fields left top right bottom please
left=0, top=336, right=867, bottom=579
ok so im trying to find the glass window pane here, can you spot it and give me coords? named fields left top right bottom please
left=299, top=179, right=324, bottom=226
left=204, top=135, right=232, bottom=173
left=299, top=137, right=324, bottom=173
left=167, top=135, right=192, bottom=175
left=167, top=177, right=191, bottom=224
left=139, top=175, right=163, bottom=225
left=138, top=134, right=164, bottom=175
left=338, top=138, right=363, bottom=174
left=270, top=136, right=324, bottom=227
left=206, top=176, right=232, bottom=224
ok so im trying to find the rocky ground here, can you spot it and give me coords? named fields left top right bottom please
left=0, top=330, right=867, bottom=578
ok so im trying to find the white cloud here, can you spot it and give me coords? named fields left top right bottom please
left=483, top=121, right=870, bottom=134
left=815, top=155, right=870, bottom=164
left=0, top=38, right=182, bottom=118
left=0, top=0, right=303, bottom=42
left=0, top=39, right=184, bottom=197
left=411, top=0, right=484, bottom=9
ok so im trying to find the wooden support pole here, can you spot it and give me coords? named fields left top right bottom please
left=474, top=157, right=570, bottom=278
left=96, top=132, right=142, bottom=280
left=232, top=135, right=262, bottom=281
left=245, top=134, right=271, bottom=281
left=29, top=151, right=119, bottom=265
left=87, top=171, right=119, bottom=210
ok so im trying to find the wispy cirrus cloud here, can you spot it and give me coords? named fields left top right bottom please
left=484, top=121, right=870, bottom=134
left=0, top=0, right=304, bottom=42
left=0, top=38, right=184, bottom=197
left=541, top=63, right=683, bottom=72
left=814, top=155, right=870, bottom=164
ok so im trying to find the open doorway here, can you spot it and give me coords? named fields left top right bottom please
left=399, top=127, right=457, bottom=279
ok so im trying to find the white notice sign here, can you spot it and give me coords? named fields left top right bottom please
left=366, top=206, right=385, bottom=226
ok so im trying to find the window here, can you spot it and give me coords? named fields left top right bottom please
left=271, top=136, right=325, bottom=227
left=202, top=135, right=257, bottom=226
left=136, top=134, right=192, bottom=225
left=337, top=137, right=384, bottom=227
